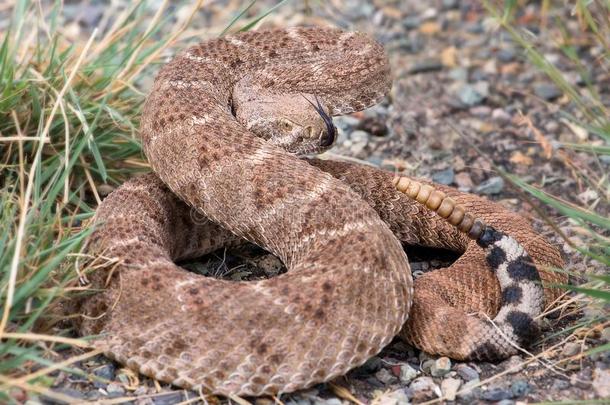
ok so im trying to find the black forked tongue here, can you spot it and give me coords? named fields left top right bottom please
left=303, top=95, right=336, bottom=147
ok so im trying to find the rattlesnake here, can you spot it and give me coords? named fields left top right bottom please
left=76, top=27, right=566, bottom=396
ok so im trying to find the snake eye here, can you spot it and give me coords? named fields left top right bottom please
left=279, top=120, right=293, bottom=131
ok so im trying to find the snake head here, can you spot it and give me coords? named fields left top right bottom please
left=232, top=82, right=337, bottom=155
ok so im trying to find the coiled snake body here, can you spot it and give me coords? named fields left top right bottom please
left=77, top=27, right=565, bottom=396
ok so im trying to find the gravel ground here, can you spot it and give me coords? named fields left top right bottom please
left=13, top=0, right=610, bottom=404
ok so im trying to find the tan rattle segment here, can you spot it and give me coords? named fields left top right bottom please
left=393, top=176, right=485, bottom=240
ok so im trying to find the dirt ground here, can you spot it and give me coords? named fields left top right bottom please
left=24, top=0, right=609, bottom=404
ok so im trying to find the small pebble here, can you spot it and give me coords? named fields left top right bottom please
left=456, top=82, right=489, bottom=106
left=376, top=389, right=409, bottom=405
left=402, top=16, right=421, bottom=30
left=457, top=379, right=481, bottom=401
left=571, top=368, right=592, bottom=389
left=492, top=108, right=512, bottom=124
left=92, top=364, right=115, bottom=388
left=421, top=359, right=435, bottom=374
left=454, top=172, right=474, bottom=191
left=350, top=130, right=369, bottom=143
left=97, top=184, right=115, bottom=197
left=106, top=382, right=125, bottom=398
left=46, top=388, right=84, bottom=401
left=533, top=83, right=562, bottom=100
left=470, top=105, right=492, bottom=117
left=448, top=67, right=468, bottom=82
left=562, top=342, right=581, bottom=357
left=430, top=357, right=451, bottom=377
left=475, top=176, right=505, bottom=195
left=456, top=364, right=479, bottom=381
left=593, top=367, right=610, bottom=398
left=320, top=398, right=342, bottom=405
left=376, top=368, right=397, bottom=385
left=441, top=377, right=461, bottom=401
left=510, top=379, right=531, bottom=398
left=153, top=392, right=186, bottom=405
left=399, top=363, right=419, bottom=383
left=497, top=47, right=517, bottom=63
left=481, top=386, right=513, bottom=401
left=550, top=378, right=570, bottom=391
left=335, top=115, right=360, bottom=129
left=442, top=0, right=459, bottom=9
left=432, top=168, right=454, bottom=185
left=408, top=376, right=440, bottom=402
left=502, top=355, right=525, bottom=373
left=409, top=58, right=443, bottom=74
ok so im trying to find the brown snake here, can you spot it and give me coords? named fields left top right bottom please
left=75, top=27, right=566, bottom=396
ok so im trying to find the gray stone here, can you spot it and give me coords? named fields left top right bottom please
left=421, top=359, right=435, bottom=374
left=492, top=108, right=512, bottom=124
left=398, top=35, right=425, bottom=54
left=86, top=390, right=102, bottom=401
left=44, top=388, right=84, bottom=402
left=399, top=363, right=419, bottom=384
left=376, top=389, right=410, bottom=405
left=106, top=382, right=126, bottom=398
left=403, top=16, right=421, bottom=30
left=319, top=398, right=342, bottom=405
left=545, top=120, right=560, bottom=133
left=441, top=377, right=461, bottom=401
left=551, top=378, right=570, bottom=390
left=470, top=106, right=492, bottom=117
left=593, top=367, right=610, bottom=398
left=562, top=342, right=581, bottom=357
left=457, top=82, right=489, bottom=106
left=481, top=387, right=513, bottom=401
left=409, top=59, right=443, bottom=74
left=497, top=400, right=515, bottom=405
left=350, top=130, right=369, bottom=143
left=502, top=355, right=525, bottom=373
left=432, top=168, right=454, bottom=185
left=153, top=392, right=185, bottom=405
left=571, top=368, right=592, bottom=389
left=409, top=376, right=440, bottom=402
left=510, top=379, right=531, bottom=397
left=456, top=364, right=479, bottom=381
left=456, top=379, right=481, bottom=401
left=466, top=22, right=484, bottom=34
left=442, top=0, right=459, bottom=9
left=430, top=357, right=451, bottom=377
left=288, top=397, right=312, bottom=405
left=335, top=115, right=360, bottom=129
left=455, top=172, right=474, bottom=191
left=376, top=368, right=397, bottom=385
left=448, top=67, right=468, bottom=82
left=497, top=47, right=517, bottom=62
left=475, top=176, right=505, bottom=195
left=534, top=83, right=562, bottom=100
left=92, top=363, right=115, bottom=388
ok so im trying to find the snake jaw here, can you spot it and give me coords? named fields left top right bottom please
left=302, top=94, right=336, bottom=148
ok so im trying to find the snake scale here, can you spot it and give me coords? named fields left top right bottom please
left=75, top=27, right=566, bottom=396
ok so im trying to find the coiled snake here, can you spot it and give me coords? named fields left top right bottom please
left=76, top=27, right=565, bottom=396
